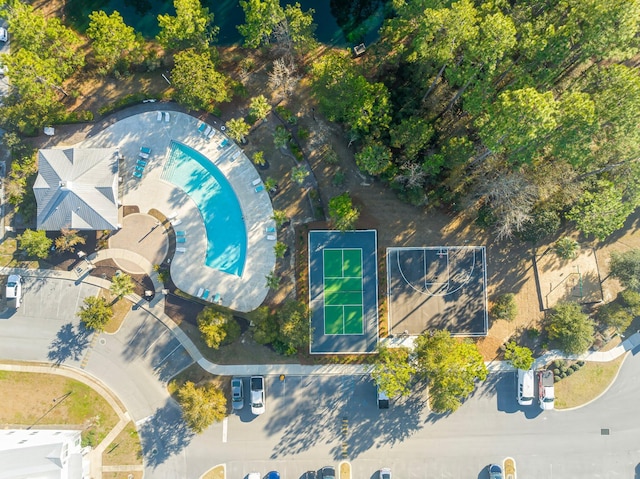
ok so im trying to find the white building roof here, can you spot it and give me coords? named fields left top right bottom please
left=0, top=429, right=87, bottom=479
left=34, top=147, right=120, bottom=231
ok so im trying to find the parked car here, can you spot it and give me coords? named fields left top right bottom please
left=517, top=369, right=534, bottom=406
left=380, top=467, right=392, bottom=479
left=247, top=473, right=260, bottom=479
left=0, top=27, right=7, bottom=42
left=488, top=464, right=503, bottom=479
left=319, top=466, right=336, bottom=479
left=266, top=472, right=281, bottom=479
left=250, top=375, right=265, bottom=415
left=231, top=377, right=244, bottom=410
left=302, top=472, right=317, bottom=479
left=538, top=369, right=555, bottom=410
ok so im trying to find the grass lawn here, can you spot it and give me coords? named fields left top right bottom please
left=99, top=289, right=133, bottom=334
left=554, top=355, right=627, bottom=409
left=102, top=421, right=142, bottom=467
left=102, top=473, right=143, bottom=479
left=0, top=371, right=119, bottom=447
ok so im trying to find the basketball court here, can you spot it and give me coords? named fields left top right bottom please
left=386, top=246, right=488, bottom=336
left=309, top=230, right=378, bottom=354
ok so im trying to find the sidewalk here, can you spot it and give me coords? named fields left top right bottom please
left=3, top=262, right=637, bottom=376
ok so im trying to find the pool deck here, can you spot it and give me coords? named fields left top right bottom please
left=69, top=111, right=275, bottom=312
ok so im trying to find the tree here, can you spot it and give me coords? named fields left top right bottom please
left=371, top=345, right=416, bottom=398
left=291, top=166, right=308, bottom=185
left=249, top=95, right=271, bottom=121
left=609, top=249, right=640, bottom=291
left=273, top=125, right=291, bottom=149
left=355, top=141, right=393, bottom=176
left=272, top=210, right=288, bottom=228
left=414, top=330, right=487, bottom=414
left=265, top=270, right=280, bottom=290
left=547, top=302, right=595, bottom=355
left=238, top=0, right=285, bottom=48
left=566, top=179, right=638, bottom=240
left=17, top=229, right=52, bottom=259
left=77, top=296, right=113, bottom=331
left=597, top=303, right=633, bottom=332
left=276, top=299, right=310, bottom=355
left=389, top=117, right=434, bottom=162
left=311, top=50, right=390, bottom=136
left=252, top=151, right=266, bottom=166
left=176, top=381, right=226, bottom=433
left=157, top=0, right=216, bottom=50
left=274, top=241, right=287, bottom=258
left=268, top=57, right=299, bottom=98
left=238, top=0, right=316, bottom=53
left=110, top=273, right=134, bottom=301
left=504, top=341, right=534, bottom=370
left=225, top=118, right=250, bottom=143
left=251, top=306, right=278, bottom=344
left=171, top=49, right=231, bottom=111
left=87, top=10, right=141, bottom=73
left=491, top=293, right=517, bottom=321
left=197, top=307, right=241, bottom=349
left=554, top=238, right=579, bottom=260
left=328, top=193, right=359, bottom=232
left=55, top=229, right=86, bottom=253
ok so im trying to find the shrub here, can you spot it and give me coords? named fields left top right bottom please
left=197, top=307, right=240, bottom=349
left=98, top=93, right=153, bottom=116
left=527, top=328, right=540, bottom=338
left=332, top=170, right=345, bottom=186
left=490, top=293, right=517, bottom=321
left=565, top=368, right=574, bottom=376
left=553, top=360, right=563, bottom=368
left=324, top=148, right=339, bottom=165
left=553, top=368, right=560, bottom=376
left=554, top=375, right=561, bottom=382
left=571, top=363, right=581, bottom=372
left=577, top=360, right=585, bottom=367
left=554, top=237, right=580, bottom=259
left=298, top=127, right=309, bottom=141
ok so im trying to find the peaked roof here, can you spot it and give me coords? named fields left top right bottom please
left=34, top=148, right=120, bottom=231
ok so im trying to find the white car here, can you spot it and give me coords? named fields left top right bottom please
left=0, top=28, right=7, bottom=42
left=380, top=468, right=392, bottom=479
left=250, top=375, right=265, bottom=415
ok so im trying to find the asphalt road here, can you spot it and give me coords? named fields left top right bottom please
left=2, top=277, right=640, bottom=479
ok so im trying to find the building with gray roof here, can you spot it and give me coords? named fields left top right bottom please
left=34, top=148, right=120, bottom=231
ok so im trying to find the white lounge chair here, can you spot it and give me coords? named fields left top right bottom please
left=207, top=129, right=217, bottom=139
left=251, top=178, right=262, bottom=186
left=266, top=234, right=276, bottom=241
left=164, top=111, right=170, bottom=123
left=176, top=247, right=186, bottom=253
left=170, top=218, right=182, bottom=226
left=157, top=111, right=163, bottom=122
left=196, top=288, right=204, bottom=298
left=203, top=125, right=212, bottom=137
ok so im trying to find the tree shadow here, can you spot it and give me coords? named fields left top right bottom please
left=47, top=322, right=92, bottom=365
left=138, top=399, right=194, bottom=468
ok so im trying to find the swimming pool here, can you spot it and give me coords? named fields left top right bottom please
left=162, top=141, right=246, bottom=277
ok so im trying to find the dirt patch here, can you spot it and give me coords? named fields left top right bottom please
left=201, top=465, right=225, bottom=479
left=535, top=247, right=603, bottom=310
left=98, top=289, right=133, bottom=335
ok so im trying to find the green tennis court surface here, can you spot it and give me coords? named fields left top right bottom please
left=323, top=249, right=364, bottom=335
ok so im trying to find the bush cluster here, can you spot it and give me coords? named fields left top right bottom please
left=552, top=360, right=585, bottom=381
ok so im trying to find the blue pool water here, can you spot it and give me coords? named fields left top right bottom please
left=162, top=141, right=246, bottom=277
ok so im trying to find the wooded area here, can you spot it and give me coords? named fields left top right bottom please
left=0, top=0, right=639, bottom=243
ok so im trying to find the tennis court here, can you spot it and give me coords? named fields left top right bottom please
left=323, top=249, right=364, bottom=335
left=309, top=231, right=378, bottom=354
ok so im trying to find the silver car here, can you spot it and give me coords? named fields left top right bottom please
left=231, top=377, right=244, bottom=410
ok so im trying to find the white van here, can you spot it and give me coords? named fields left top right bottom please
left=517, top=369, right=534, bottom=406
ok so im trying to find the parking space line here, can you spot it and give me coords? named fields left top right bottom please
left=222, top=417, right=228, bottom=443
left=140, top=328, right=170, bottom=357
left=154, top=342, right=182, bottom=368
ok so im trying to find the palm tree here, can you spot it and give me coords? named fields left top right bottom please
left=110, top=273, right=134, bottom=301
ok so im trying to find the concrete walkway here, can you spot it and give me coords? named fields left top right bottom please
left=2, top=261, right=638, bottom=376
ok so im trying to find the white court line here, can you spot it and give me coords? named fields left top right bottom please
left=222, top=417, right=228, bottom=443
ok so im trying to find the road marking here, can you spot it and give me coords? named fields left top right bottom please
left=222, top=417, right=228, bottom=443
